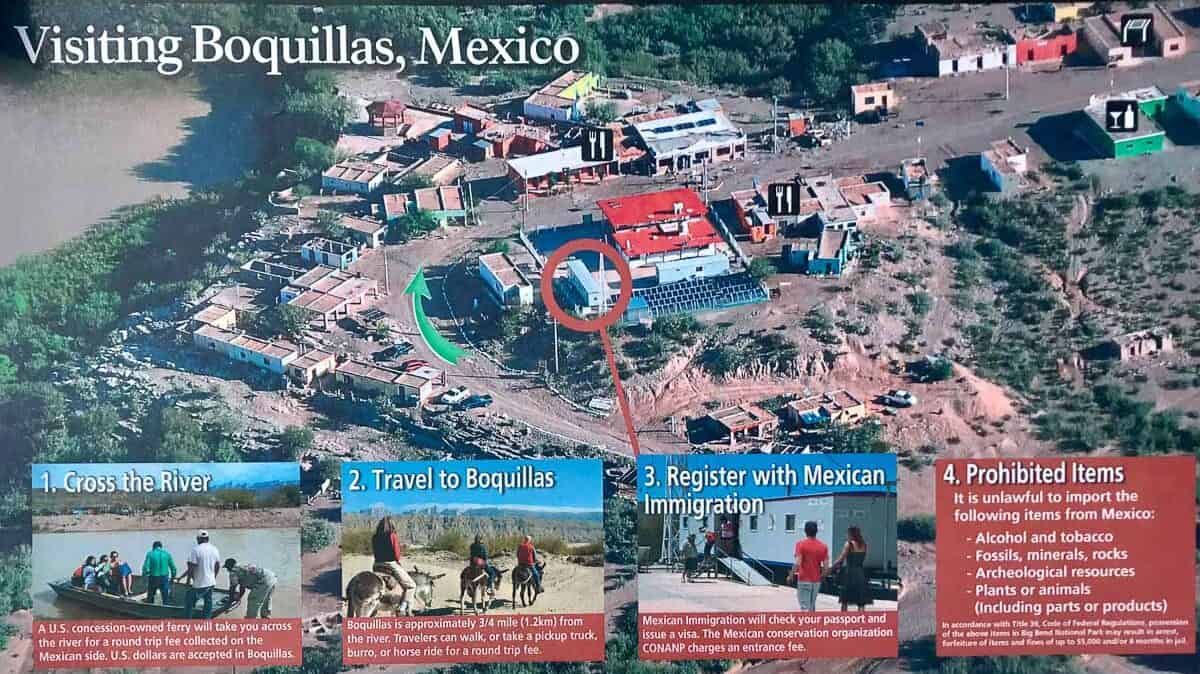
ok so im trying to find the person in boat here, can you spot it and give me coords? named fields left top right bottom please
left=95, top=555, right=115, bottom=594
left=180, top=531, right=221, bottom=619
left=142, top=541, right=177, bottom=605
left=74, top=556, right=98, bottom=590
left=110, top=550, right=134, bottom=597
left=223, top=559, right=278, bottom=619
left=468, top=534, right=499, bottom=591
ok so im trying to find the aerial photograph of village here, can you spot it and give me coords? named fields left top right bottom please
left=0, top=1, right=1198, bottom=673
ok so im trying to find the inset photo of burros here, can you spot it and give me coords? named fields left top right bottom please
left=341, top=459, right=604, bottom=617
left=31, top=463, right=302, bottom=620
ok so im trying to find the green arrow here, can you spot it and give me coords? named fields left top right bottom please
left=404, top=268, right=467, bottom=365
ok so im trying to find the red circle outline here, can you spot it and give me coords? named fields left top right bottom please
left=539, top=239, right=633, bottom=332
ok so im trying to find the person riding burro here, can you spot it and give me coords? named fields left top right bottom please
left=459, top=534, right=507, bottom=614
left=511, top=535, right=545, bottom=608
left=370, top=517, right=417, bottom=616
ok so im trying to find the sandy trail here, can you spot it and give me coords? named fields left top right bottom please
left=343, top=550, right=603, bottom=616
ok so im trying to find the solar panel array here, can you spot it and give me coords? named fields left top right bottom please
left=625, top=271, right=767, bottom=323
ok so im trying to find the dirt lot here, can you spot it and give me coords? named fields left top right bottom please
left=32, top=506, right=300, bottom=533
left=638, top=568, right=898, bottom=614
left=342, top=550, right=603, bottom=616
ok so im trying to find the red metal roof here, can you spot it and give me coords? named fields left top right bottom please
left=596, top=188, right=708, bottom=231
left=597, top=188, right=723, bottom=258
left=367, top=100, right=406, bottom=116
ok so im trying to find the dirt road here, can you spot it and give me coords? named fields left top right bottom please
left=342, top=550, right=604, bottom=616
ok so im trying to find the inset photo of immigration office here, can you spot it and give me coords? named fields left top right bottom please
left=32, top=462, right=301, bottom=621
left=637, top=453, right=897, bottom=614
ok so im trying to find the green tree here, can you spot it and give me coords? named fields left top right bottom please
left=277, top=425, right=315, bottom=460
left=292, top=137, right=336, bottom=178
left=261, top=304, right=311, bottom=341
left=747, top=256, right=777, bottom=281
left=315, top=209, right=348, bottom=240
left=301, top=516, right=336, bottom=553
left=805, top=38, right=857, bottom=104
left=387, top=210, right=441, bottom=242
left=585, top=100, right=618, bottom=123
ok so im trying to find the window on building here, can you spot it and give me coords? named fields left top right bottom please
left=1170, top=44, right=1179, bottom=52
left=749, top=515, right=759, bottom=531
left=681, top=516, right=689, bottom=530
left=767, top=514, right=776, bottom=531
left=865, top=96, right=875, bottom=105
left=262, top=357, right=269, bottom=366
left=784, top=514, right=797, bottom=532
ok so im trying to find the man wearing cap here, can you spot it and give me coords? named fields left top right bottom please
left=224, top=559, right=278, bottom=618
left=180, top=531, right=221, bottom=619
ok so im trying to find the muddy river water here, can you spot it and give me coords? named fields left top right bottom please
left=0, top=65, right=263, bottom=265
left=32, top=528, right=301, bottom=619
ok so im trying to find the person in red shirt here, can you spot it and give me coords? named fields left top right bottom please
left=791, top=520, right=828, bottom=611
left=371, top=517, right=416, bottom=613
left=516, top=535, right=543, bottom=593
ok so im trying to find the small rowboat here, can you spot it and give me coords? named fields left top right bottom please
left=48, top=575, right=238, bottom=619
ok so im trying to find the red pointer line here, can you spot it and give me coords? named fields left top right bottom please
left=599, top=329, right=641, bottom=456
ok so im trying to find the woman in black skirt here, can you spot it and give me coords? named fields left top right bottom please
left=830, top=526, right=870, bottom=611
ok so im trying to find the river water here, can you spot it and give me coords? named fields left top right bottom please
left=32, top=528, right=301, bottom=619
left=0, top=63, right=263, bottom=266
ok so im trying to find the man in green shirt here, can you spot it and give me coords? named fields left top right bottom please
left=224, top=558, right=278, bottom=618
left=142, top=541, right=177, bottom=605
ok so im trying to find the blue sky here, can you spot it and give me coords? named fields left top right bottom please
left=32, top=463, right=297, bottom=491
left=638, top=454, right=895, bottom=500
left=343, top=459, right=603, bottom=515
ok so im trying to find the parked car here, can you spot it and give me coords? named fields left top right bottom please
left=373, top=341, right=414, bottom=362
left=881, top=390, right=918, bottom=407
left=457, top=394, right=493, bottom=410
left=399, top=358, right=430, bottom=372
left=440, top=386, right=471, bottom=405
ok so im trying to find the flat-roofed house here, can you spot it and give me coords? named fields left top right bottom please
left=729, top=187, right=779, bottom=243
left=850, top=81, right=895, bottom=117
left=334, top=360, right=441, bottom=405
left=506, top=146, right=622, bottom=196
left=478, top=252, right=533, bottom=307
left=705, top=403, right=778, bottom=448
left=301, top=237, right=360, bottom=270
left=189, top=303, right=238, bottom=332
left=285, top=348, right=337, bottom=387
left=340, top=215, right=388, bottom=249
left=785, top=390, right=868, bottom=429
left=280, top=266, right=379, bottom=330
left=596, top=188, right=725, bottom=268
left=522, top=70, right=601, bottom=122
left=916, top=21, right=1016, bottom=76
left=321, top=160, right=387, bottom=195
left=632, top=109, right=746, bottom=175
left=980, top=138, right=1030, bottom=193
left=1176, top=82, right=1200, bottom=124
left=238, top=258, right=308, bottom=289
left=191, top=325, right=299, bottom=375
left=410, top=186, right=468, bottom=226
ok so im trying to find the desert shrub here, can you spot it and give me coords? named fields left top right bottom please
left=897, top=515, right=936, bottom=542
left=301, top=516, right=336, bottom=554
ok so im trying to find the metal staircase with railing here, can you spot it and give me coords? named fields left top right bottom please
left=713, top=550, right=774, bottom=586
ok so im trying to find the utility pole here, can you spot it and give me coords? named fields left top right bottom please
left=553, top=319, right=560, bottom=374
left=771, top=96, right=779, bottom=154
left=382, top=245, right=390, bottom=294
left=1005, top=65, right=1010, bottom=101
left=702, top=159, right=709, bottom=206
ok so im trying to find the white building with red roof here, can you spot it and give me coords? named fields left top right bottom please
left=595, top=188, right=725, bottom=267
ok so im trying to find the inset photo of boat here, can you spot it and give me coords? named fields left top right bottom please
left=31, top=463, right=302, bottom=620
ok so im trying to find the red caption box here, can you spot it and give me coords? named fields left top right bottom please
left=639, top=611, right=899, bottom=660
left=33, top=618, right=302, bottom=669
left=936, top=456, right=1196, bottom=656
left=343, top=613, right=605, bottom=664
